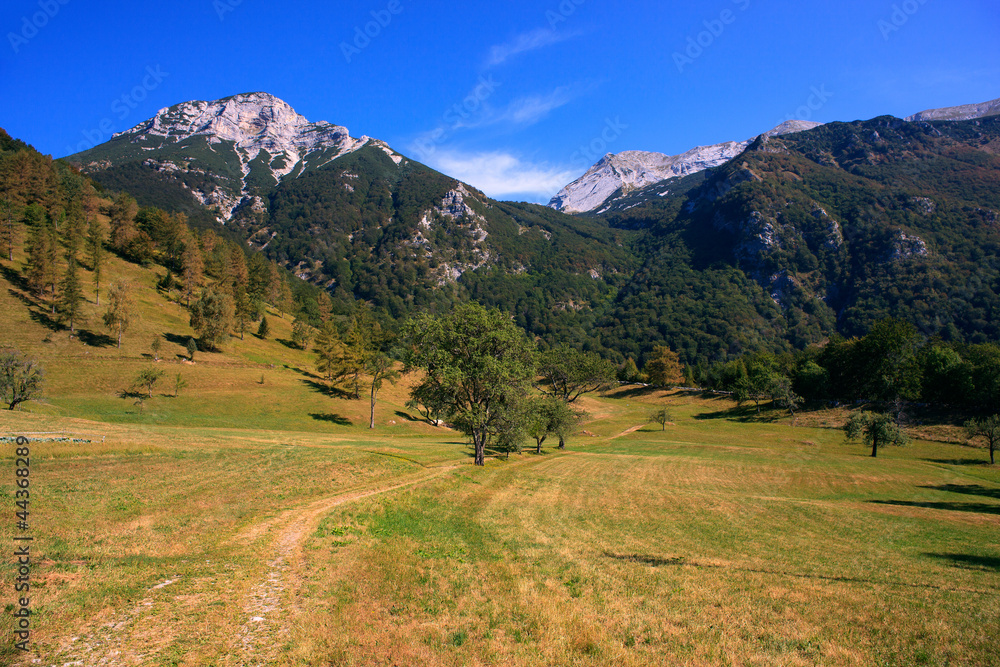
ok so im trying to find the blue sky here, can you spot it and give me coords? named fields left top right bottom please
left=2, top=0, right=998, bottom=203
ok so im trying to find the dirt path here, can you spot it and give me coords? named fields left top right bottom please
left=227, top=465, right=457, bottom=666
left=611, top=424, right=647, bottom=439
left=45, top=466, right=457, bottom=667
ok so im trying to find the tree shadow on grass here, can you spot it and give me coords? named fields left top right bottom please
left=309, top=413, right=352, bottom=426
left=924, top=553, right=1000, bottom=572
left=693, top=405, right=785, bottom=423
left=301, top=378, right=355, bottom=400
left=920, top=484, right=1000, bottom=500
left=0, top=265, right=30, bottom=292
left=164, top=333, right=197, bottom=348
left=26, top=304, right=62, bottom=332
left=394, top=410, right=422, bottom=423
left=77, top=328, right=116, bottom=348
left=869, top=500, right=1000, bottom=515
left=276, top=338, right=301, bottom=350
left=922, top=458, right=992, bottom=467
left=605, top=385, right=662, bottom=400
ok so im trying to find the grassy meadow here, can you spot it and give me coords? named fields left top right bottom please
left=0, top=251, right=998, bottom=666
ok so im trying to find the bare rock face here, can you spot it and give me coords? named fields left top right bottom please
left=549, top=120, right=823, bottom=214
left=905, top=97, right=1000, bottom=122
left=110, top=92, right=405, bottom=219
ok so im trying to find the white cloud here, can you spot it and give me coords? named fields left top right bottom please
left=425, top=149, right=576, bottom=202
left=503, top=87, right=577, bottom=125
left=487, top=28, right=576, bottom=67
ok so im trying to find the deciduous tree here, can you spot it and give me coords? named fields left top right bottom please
left=644, top=345, right=685, bottom=387
left=844, top=411, right=909, bottom=458
left=366, top=352, right=400, bottom=429
left=648, top=406, right=672, bottom=431
left=189, top=287, right=234, bottom=351
left=537, top=346, right=616, bottom=402
left=0, top=349, right=43, bottom=410
left=965, top=415, right=1000, bottom=465
left=404, top=303, right=537, bottom=466
left=133, top=367, right=165, bottom=398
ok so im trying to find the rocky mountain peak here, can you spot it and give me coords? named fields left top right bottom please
left=549, top=120, right=824, bottom=215
left=97, top=92, right=405, bottom=220
left=116, top=91, right=368, bottom=165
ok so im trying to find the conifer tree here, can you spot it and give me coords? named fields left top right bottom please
left=257, top=316, right=270, bottom=339
left=291, top=315, right=311, bottom=350
left=87, top=217, right=105, bottom=305
left=108, top=192, right=139, bottom=254
left=0, top=199, right=17, bottom=261
left=314, top=321, right=340, bottom=380
left=103, top=280, right=134, bottom=349
left=317, top=290, right=334, bottom=322
left=57, top=258, right=84, bottom=333
left=25, top=218, right=58, bottom=309
left=181, top=238, right=204, bottom=307
left=233, top=285, right=255, bottom=341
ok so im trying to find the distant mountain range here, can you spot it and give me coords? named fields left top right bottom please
left=549, top=97, right=1000, bottom=215
left=61, top=92, right=1000, bottom=365
left=548, top=120, right=823, bottom=215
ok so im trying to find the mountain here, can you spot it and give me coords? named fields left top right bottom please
left=549, top=120, right=823, bottom=215
left=59, top=93, right=1000, bottom=367
left=905, top=96, right=1000, bottom=122
left=65, top=92, right=636, bottom=342
left=67, top=92, right=404, bottom=224
left=593, top=114, right=1000, bottom=363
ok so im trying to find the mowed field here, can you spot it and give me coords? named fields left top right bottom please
left=0, top=252, right=998, bottom=666
left=0, top=388, right=997, bottom=667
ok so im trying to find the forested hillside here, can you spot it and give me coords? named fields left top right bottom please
left=57, top=112, right=1000, bottom=370
left=592, top=115, right=1000, bottom=364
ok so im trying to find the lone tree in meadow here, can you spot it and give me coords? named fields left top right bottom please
left=404, top=303, right=537, bottom=466
left=133, top=367, right=165, bottom=398
left=648, top=407, right=673, bottom=431
left=965, top=415, right=1000, bottom=465
left=844, top=411, right=909, bottom=458
left=186, top=337, right=198, bottom=361
left=0, top=350, right=44, bottom=410
left=103, top=280, right=135, bottom=349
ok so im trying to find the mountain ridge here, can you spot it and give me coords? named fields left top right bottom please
left=548, top=120, right=823, bottom=215
left=905, top=95, right=1000, bottom=122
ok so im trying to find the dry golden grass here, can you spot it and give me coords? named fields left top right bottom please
left=0, top=251, right=998, bottom=665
